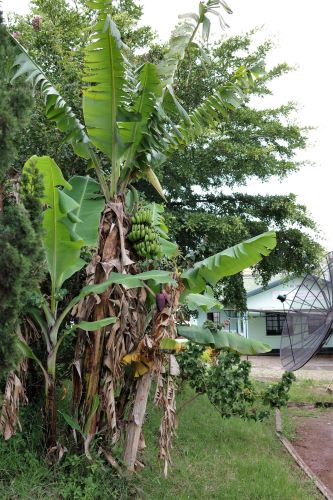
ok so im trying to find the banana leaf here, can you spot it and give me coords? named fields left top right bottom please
left=78, top=318, right=117, bottom=331
left=10, top=37, right=90, bottom=159
left=157, top=19, right=196, bottom=87
left=23, top=156, right=84, bottom=293
left=185, top=293, right=222, bottom=312
left=178, top=325, right=271, bottom=355
left=63, top=176, right=105, bottom=246
left=181, top=231, right=276, bottom=294
left=121, top=63, right=162, bottom=168
left=82, top=11, right=136, bottom=195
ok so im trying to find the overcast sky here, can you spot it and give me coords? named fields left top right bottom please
left=3, top=0, right=333, bottom=250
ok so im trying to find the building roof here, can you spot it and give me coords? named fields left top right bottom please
left=246, top=277, right=289, bottom=298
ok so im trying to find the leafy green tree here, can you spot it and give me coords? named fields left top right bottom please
left=143, top=32, right=322, bottom=307
left=177, top=339, right=295, bottom=418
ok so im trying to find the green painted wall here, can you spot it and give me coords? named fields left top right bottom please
left=248, top=314, right=280, bottom=350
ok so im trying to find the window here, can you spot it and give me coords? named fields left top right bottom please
left=225, top=309, right=238, bottom=319
left=266, top=313, right=286, bottom=336
left=207, top=312, right=220, bottom=325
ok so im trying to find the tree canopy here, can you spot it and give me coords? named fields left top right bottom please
left=141, top=31, right=322, bottom=307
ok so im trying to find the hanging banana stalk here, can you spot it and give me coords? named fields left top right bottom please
left=122, top=280, right=183, bottom=471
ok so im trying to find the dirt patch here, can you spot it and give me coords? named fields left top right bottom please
left=292, top=410, right=333, bottom=491
left=287, top=402, right=315, bottom=409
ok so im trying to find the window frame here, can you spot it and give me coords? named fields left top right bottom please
left=207, top=312, right=220, bottom=325
left=266, top=312, right=286, bottom=336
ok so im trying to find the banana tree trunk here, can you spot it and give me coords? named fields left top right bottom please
left=44, top=374, right=57, bottom=449
left=72, top=199, right=145, bottom=446
left=45, top=349, right=57, bottom=449
left=123, top=371, right=153, bottom=471
left=123, top=283, right=182, bottom=471
left=80, top=299, right=109, bottom=436
left=0, top=185, right=3, bottom=214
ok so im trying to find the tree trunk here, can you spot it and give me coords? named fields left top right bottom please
left=44, top=375, right=57, bottom=449
left=73, top=201, right=122, bottom=437
left=123, top=371, right=153, bottom=471
left=80, top=300, right=109, bottom=437
left=72, top=199, right=146, bottom=447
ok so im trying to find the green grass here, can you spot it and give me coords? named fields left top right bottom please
left=255, top=377, right=333, bottom=405
left=138, top=387, right=321, bottom=500
left=0, top=382, right=326, bottom=499
left=288, top=378, right=333, bottom=403
left=0, top=404, right=133, bottom=499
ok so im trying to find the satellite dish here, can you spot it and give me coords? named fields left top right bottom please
left=280, top=252, right=333, bottom=371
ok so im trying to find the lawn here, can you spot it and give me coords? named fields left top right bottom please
left=139, top=386, right=321, bottom=500
left=0, top=381, right=323, bottom=499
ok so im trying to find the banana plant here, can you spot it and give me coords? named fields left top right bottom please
left=181, top=230, right=276, bottom=295
left=17, top=155, right=176, bottom=449
left=7, top=0, right=275, bottom=470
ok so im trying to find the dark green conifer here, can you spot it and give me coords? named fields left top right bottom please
left=0, top=12, right=45, bottom=379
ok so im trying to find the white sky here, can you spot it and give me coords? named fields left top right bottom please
left=3, top=0, right=333, bottom=250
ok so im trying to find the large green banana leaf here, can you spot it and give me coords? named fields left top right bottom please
left=165, top=66, right=260, bottom=154
left=63, top=176, right=105, bottom=246
left=178, top=325, right=271, bottom=355
left=75, top=270, right=177, bottom=305
left=10, top=37, right=90, bottom=160
left=185, top=293, right=222, bottom=312
left=83, top=10, right=132, bottom=195
left=121, top=63, right=162, bottom=169
left=181, top=231, right=276, bottom=294
left=23, top=156, right=84, bottom=295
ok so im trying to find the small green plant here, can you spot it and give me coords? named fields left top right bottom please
left=177, top=340, right=295, bottom=420
left=262, top=372, right=296, bottom=408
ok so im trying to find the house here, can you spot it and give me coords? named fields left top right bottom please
left=197, top=273, right=333, bottom=353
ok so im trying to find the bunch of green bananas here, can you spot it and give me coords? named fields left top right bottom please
left=128, top=209, right=161, bottom=259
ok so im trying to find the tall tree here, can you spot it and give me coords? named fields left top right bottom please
left=143, top=32, right=322, bottom=308
left=0, top=11, right=44, bottom=379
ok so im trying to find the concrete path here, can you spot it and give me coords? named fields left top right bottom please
left=248, top=355, right=333, bottom=381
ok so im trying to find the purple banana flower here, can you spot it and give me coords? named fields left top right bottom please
left=156, top=293, right=166, bottom=312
